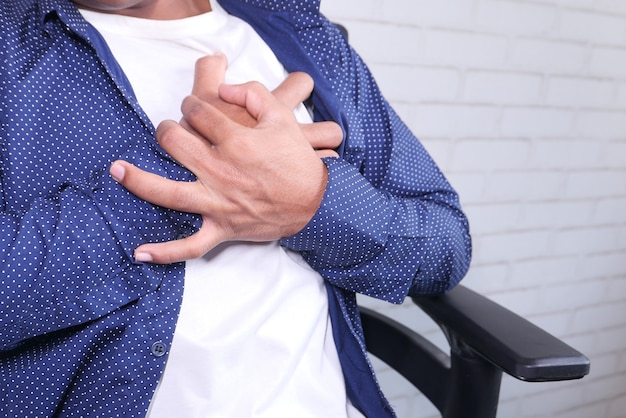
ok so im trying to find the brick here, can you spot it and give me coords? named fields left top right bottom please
left=560, top=0, right=626, bottom=15
left=592, top=197, right=626, bottom=225
left=570, top=302, right=626, bottom=334
left=409, top=104, right=500, bottom=138
left=463, top=203, right=521, bottom=234
left=369, top=64, right=460, bottom=102
left=501, top=107, right=574, bottom=138
left=422, top=30, right=509, bottom=68
left=552, top=226, right=619, bottom=256
left=346, top=22, right=423, bottom=66
left=617, top=83, right=626, bottom=109
left=575, top=110, right=626, bottom=140
left=500, top=373, right=575, bottom=399
left=558, top=0, right=597, bottom=9
left=515, top=381, right=588, bottom=416
left=510, top=38, right=587, bottom=74
left=606, top=277, right=626, bottom=304
left=558, top=9, right=626, bottom=46
left=564, top=170, right=626, bottom=199
left=547, top=76, right=615, bottom=108
left=530, top=139, right=607, bottom=170
left=583, top=374, right=626, bottom=404
left=604, top=140, right=626, bottom=168
left=587, top=326, right=626, bottom=356
left=450, top=138, right=531, bottom=171
left=464, top=71, right=544, bottom=105
left=581, top=352, right=622, bottom=378
left=590, top=46, right=626, bottom=80
left=508, top=256, right=582, bottom=287
left=613, top=229, right=626, bottom=251
left=495, top=398, right=520, bottom=416
left=553, top=402, right=609, bottom=418
left=522, top=201, right=594, bottom=229
left=579, top=252, right=626, bottom=280
left=480, top=230, right=553, bottom=264
left=600, top=0, right=626, bottom=15
left=319, top=0, right=379, bottom=21
left=381, top=0, right=475, bottom=30
left=474, top=0, right=558, bottom=37
left=483, top=170, right=566, bottom=202
left=537, top=280, right=609, bottom=312
left=608, top=395, right=626, bottom=418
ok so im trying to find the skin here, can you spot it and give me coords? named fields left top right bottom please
left=73, top=0, right=213, bottom=20
left=73, top=0, right=344, bottom=263
left=111, top=56, right=342, bottom=263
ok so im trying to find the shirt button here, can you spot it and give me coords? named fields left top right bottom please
left=151, top=341, right=167, bottom=357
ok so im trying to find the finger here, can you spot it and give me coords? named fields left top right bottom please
left=191, top=54, right=228, bottom=101
left=271, top=72, right=314, bottom=110
left=217, top=81, right=279, bottom=123
left=134, top=223, right=222, bottom=264
left=315, top=149, right=340, bottom=158
left=109, top=160, right=209, bottom=214
left=156, top=117, right=216, bottom=172
left=301, top=121, right=343, bottom=150
left=177, top=95, right=241, bottom=150
left=190, top=55, right=257, bottom=128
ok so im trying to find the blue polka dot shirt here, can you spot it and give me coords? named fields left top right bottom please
left=0, top=0, right=471, bottom=416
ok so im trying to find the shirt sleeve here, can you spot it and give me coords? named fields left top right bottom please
left=0, top=141, right=198, bottom=351
left=214, top=0, right=471, bottom=303
left=281, top=30, right=472, bottom=303
left=282, top=155, right=471, bottom=304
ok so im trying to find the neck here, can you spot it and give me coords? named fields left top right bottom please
left=75, top=0, right=212, bottom=20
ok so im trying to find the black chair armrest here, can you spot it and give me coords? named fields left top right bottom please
left=360, top=285, right=590, bottom=417
left=412, top=285, right=590, bottom=382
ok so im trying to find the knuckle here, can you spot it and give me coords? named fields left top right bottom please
left=294, top=71, right=314, bottom=89
left=156, top=122, right=180, bottom=148
left=245, top=81, right=268, bottom=96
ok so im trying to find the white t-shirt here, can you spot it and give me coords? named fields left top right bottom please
left=80, top=2, right=363, bottom=417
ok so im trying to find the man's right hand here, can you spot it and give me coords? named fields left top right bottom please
left=110, top=54, right=343, bottom=264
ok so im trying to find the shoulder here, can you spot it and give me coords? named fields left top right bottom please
left=1, top=0, right=41, bottom=42
left=219, top=0, right=320, bottom=13
left=2, top=0, right=39, bottom=21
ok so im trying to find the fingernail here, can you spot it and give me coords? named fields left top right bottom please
left=134, top=252, right=153, bottom=263
left=110, top=162, right=125, bottom=182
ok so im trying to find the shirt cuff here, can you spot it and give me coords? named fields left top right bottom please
left=281, top=157, right=391, bottom=269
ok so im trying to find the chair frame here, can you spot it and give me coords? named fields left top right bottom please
left=360, top=285, right=590, bottom=418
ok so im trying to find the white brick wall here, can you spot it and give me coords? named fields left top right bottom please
left=321, top=0, right=626, bottom=416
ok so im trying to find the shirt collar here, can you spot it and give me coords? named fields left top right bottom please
left=219, top=0, right=320, bottom=13
left=37, top=0, right=91, bottom=38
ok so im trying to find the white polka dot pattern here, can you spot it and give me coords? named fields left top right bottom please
left=221, top=0, right=472, bottom=301
left=1, top=1, right=195, bottom=416
left=1, top=0, right=471, bottom=417
left=220, top=1, right=472, bottom=415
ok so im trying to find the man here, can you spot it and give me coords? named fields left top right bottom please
left=0, top=0, right=472, bottom=416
